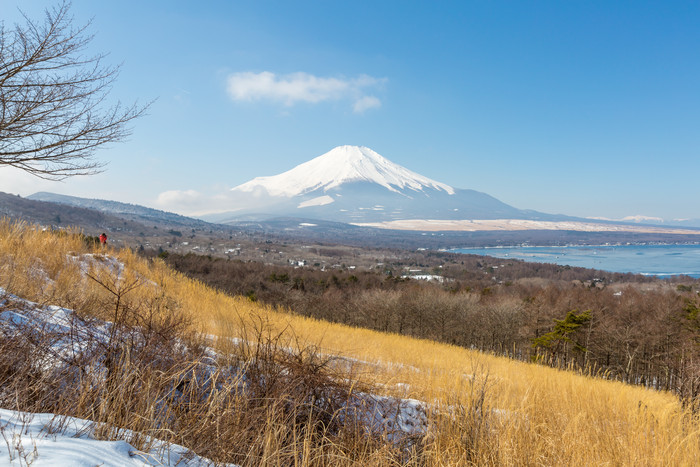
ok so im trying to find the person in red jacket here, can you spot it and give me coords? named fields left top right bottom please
left=99, top=232, right=107, bottom=248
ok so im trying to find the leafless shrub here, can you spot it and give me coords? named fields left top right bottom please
left=0, top=283, right=421, bottom=465
left=0, top=2, right=148, bottom=179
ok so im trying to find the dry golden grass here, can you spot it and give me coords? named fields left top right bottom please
left=1, top=218, right=699, bottom=465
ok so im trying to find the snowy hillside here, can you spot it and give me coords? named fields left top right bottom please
left=0, top=252, right=429, bottom=465
left=233, top=145, right=455, bottom=197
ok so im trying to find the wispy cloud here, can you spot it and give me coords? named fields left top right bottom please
left=226, top=71, right=386, bottom=113
left=353, top=95, right=381, bottom=113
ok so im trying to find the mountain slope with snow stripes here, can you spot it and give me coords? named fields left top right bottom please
left=233, top=145, right=455, bottom=197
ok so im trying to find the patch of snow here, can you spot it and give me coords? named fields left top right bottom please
left=0, top=289, right=111, bottom=371
left=297, top=195, right=335, bottom=208
left=0, top=408, right=232, bottom=466
left=348, top=394, right=428, bottom=442
left=67, top=254, right=124, bottom=279
left=401, top=274, right=447, bottom=283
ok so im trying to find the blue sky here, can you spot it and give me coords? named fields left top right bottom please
left=2, top=1, right=699, bottom=220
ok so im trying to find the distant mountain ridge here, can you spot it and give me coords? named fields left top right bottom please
left=28, top=192, right=212, bottom=228
left=21, top=147, right=700, bottom=237
left=0, top=191, right=144, bottom=234
left=5, top=191, right=700, bottom=252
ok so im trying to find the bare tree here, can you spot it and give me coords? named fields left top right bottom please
left=0, top=2, right=147, bottom=179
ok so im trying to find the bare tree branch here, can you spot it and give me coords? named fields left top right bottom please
left=0, top=2, right=149, bottom=180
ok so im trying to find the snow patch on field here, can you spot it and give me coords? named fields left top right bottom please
left=351, top=395, right=428, bottom=441
left=67, top=253, right=125, bottom=278
left=0, top=408, right=230, bottom=466
left=401, top=274, right=447, bottom=283
left=298, top=195, right=335, bottom=208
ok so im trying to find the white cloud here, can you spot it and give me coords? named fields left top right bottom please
left=353, top=95, right=381, bottom=113
left=226, top=71, right=385, bottom=112
left=155, top=190, right=205, bottom=210
left=156, top=185, right=292, bottom=217
left=155, top=189, right=248, bottom=216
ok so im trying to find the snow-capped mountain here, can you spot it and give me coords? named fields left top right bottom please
left=235, top=145, right=455, bottom=197
left=207, top=145, right=553, bottom=224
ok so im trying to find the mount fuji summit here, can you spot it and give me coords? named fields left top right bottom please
left=213, top=146, right=548, bottom=224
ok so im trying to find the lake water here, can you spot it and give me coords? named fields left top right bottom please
left=452, top=244, right=700, bottom=278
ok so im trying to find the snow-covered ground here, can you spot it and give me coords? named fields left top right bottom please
left=401, top=274, right=448, bottom=283
left=0, top=255, right=431, bottom=464
left=297, top=194, right=335, bottom=208
left=0, top=408, right=231, bottom=467
left=1, top=286, right=222, bottom=466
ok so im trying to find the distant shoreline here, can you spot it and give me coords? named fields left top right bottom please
left=448, top=240, right=700, bottom=253
left=450, top=243, right=700, bottom=278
